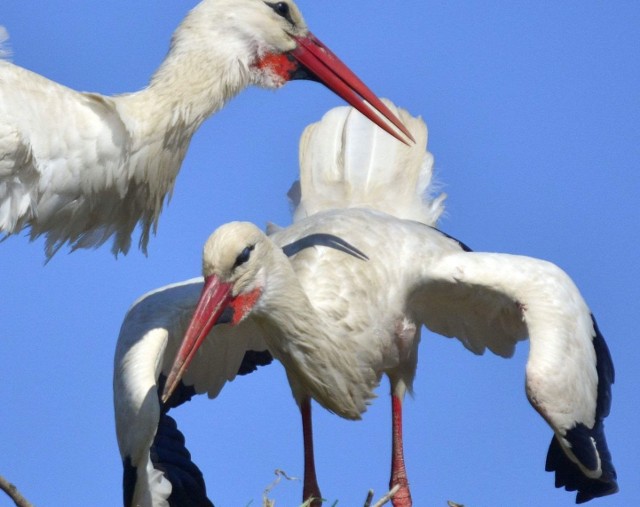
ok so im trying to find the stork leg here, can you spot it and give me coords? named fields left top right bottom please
left=301, top=396, right=322, bottom=506
left=390, top=382, right=412, bottom=507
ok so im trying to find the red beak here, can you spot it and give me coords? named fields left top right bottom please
left=290, top=33, right=415, bottom=145
left=161, top=275, right=233, bottom=404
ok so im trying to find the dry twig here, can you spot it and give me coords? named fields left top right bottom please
left=369, top=484, right=400, bottom=507
left=0, top=475, right=34, bottom=507
left=261, top=470, right=401, bottom=507
left=262, top=469, right=301, bottom=507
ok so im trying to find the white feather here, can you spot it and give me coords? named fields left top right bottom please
left=294, top=100, right=445, bottom=225
left=0, top=27, right=10, bottom=60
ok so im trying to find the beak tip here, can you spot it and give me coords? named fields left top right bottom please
left=160, top=373, right=178, bottom=405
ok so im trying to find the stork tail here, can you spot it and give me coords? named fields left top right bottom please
left=292, top=100, right=445, bottom=226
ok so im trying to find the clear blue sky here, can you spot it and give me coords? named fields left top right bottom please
left=1, top=1, right=638, bottom=506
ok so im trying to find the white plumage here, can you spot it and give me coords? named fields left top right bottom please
left=115, top=101, right=617, bottom=506
left=0, top=27, right=10, bottom=59
left=0, top=0, right=410, bottom=259
left=114, top=278, right=270, bottom=507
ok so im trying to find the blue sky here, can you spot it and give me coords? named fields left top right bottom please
left=1, top=1, right=639, bottom=506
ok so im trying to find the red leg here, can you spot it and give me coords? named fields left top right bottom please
left=390, top=391, right=412, bottom=507
left=301, top=396, right=322, bottom=506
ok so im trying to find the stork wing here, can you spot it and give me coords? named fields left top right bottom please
left=411, top=251, right=617, bottom=502
left=114, top=278, right=270, bottom=507
left=0, top=61, right=150, bottom=258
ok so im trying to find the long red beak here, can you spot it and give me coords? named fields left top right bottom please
left=290, top=33, right=415, bottom=145
left=161, top=275, right=233, bottom=404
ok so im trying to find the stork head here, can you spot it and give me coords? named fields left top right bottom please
left=174, top=0, right=413, bottom=144
left=161, top=222, right=271, bottom=403
left=200, top=221, right=269, bottom=318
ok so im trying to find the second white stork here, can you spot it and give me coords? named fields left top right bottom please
left=162, top=102, right=618, bottom=505
left=0, top=0, right=411, bottom=259
left=113, top=101, right=434, bottom=507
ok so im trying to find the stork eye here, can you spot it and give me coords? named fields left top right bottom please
left=265, top=2, right=292, bottom=21
left=234, top=245, right=254, bottom=269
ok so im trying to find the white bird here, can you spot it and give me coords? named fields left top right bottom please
left=0, top=0, right=411, bottom=260
left=113, top=102, right=433, bottom=507
left=116, top=102, right=617, bottom=506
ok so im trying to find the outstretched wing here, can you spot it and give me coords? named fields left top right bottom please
left=0, top=61, right=151, bottom=257
left=411, top=250, right=617, bottom=502
left=114, top=278, right=271, bottom=507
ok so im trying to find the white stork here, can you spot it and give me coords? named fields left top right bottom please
left=116, top=101, right=617, bottom=506
left=0, top=0, right=411, bottom=260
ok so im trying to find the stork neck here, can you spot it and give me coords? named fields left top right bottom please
left=258, top=265, right=326, bottom=346
left=153, top=50, right=246, bottom=121
left=254, top=252, right=372, bottom=419
left=116, top=38, right=252, bottom=146
left=253, top=250, right=332, bottom=352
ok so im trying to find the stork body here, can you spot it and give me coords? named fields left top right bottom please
left=116, top=102, right=617, bottom=506
left=169, top=217, right=618, bottom=506
left=0, top=0, right=410, bottom=259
